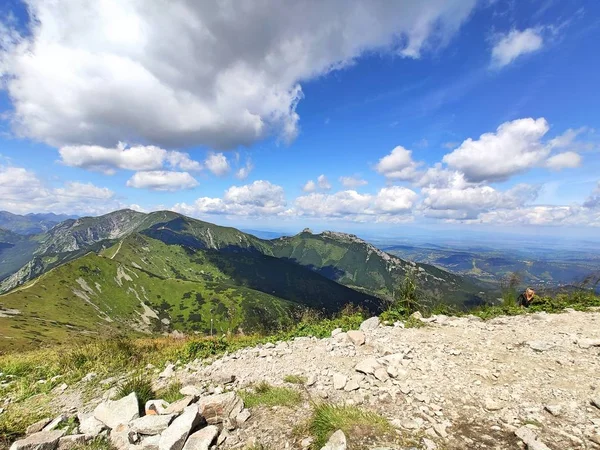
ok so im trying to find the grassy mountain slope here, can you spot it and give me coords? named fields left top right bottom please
left=104, top=233, right=381, bottom=313
left=0, top=211, right=75, bottom=235
left=271, top=230, right=486, bottom=308
left=0, top=252, right=299, bottom=352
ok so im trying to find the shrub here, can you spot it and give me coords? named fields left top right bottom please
left=283, top=374, right=307, bottom=385
left=116, top=375, right=155, bottom=413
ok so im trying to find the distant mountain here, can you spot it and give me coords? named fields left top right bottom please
left=0, top=211, right=77, bottom=235
left=271, top=230, right=487, bottom=308
left=0, top=209, right=487, bottom=350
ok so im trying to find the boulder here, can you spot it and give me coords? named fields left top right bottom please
left=196, top=392, right=243, bottom=425
left=515, top=426, right=551, bottom=450
left=320, top=429, right=346, bottom=450
left=130, top=414, right=176, bottom=435
left=578, top=338, right=600, bottom=349
left=158, top=405, right=202, bottom=450
left=527, top=341, right=554, bottom=352
left=235, top=409, right=251, bottom=426
left=110, top=424, right=140, bottom=450
left=78, top=415, right=105, bottom=436
left=591, top=397, right=600, bottom=410
left=359, top=317, right=380, bottom=332
left=181, top=425, right=219, bottom=450
left=373, top=367, right=389, bottom=382
left=94, top=392, right=140, bottom=429
left=333, top=373, right=347, bottom=390
left=355, top=358, right=380, bottom=375
left=159, top=364, right=175, bottom=379
left=146, top=399, right=170, bottom=415
left=331, top=328, right=343, bottom=337
left=164, top=397, right=197, bottom=415
left=42, top=415, right=67, bottom=432
left=139, top=435, right=161, bottom=450
left=9, top=430, right=65, bottom=450
left=180, top=386, right=203, bottom=397
left=346, top=330, right=365, bottom=346
left=26, top=419, right=51, bottom=435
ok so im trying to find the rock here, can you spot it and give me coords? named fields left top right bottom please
left=544, top=404, right=562, bottom=416
left=333, top=373, right=347, bottom=390
left=346, top=330, right=365, bottom=346
left=159, top=364, right=175, bottom=379
left=164, top=397, right=197, bottom=415
left=484, top=399, right=504, bottom=411
left=306, top=374, right=317, bottom=386
left=158, top=405, right=202, bottom=450
left=146, top=399, right=170, bottom=415
left=196, top=392, right=244, bottom=425
left=180, top=386, right=203, bottom=397
left=110, top=424, right=140, bottom=450
left=373, top=367, right=389, bottom=382
left=320, top=429, right=346, bottom=450
left=130, top=414, right=176, bottom=435
left=590, top=435, right=600, bottom=446
left=515, top=426, right=551, bottom=450
left=422, top=438, right=437, bottom=450
left=42, top=415, right=67, bottom=432
left=78, top=415, right=105, bottom=436
left=26, top=418, right=51, bottom=435
left=9, top=430, right=65, bottom=450
left=355, top=358, right=380, bottom=375
left=359, top=317, right=380, bottom=332
left=591, top=397, right=600, bottom=410
left=81, top=372, right=97, bottom=382
left=411, top=311, right=423, bottom=320
left=235, top=409, right=251, bottom=426
left=344, top=377, right=360, bottom=392
left=331, top=328, right=343, bottom=337
left=527, top=341, right=554, bottom=352
left=386, top=365, right=399, bottom=378
left=433, top=423, right=447, bottom=438
left=577, top=338, right=600, bottom=349
left=181, top=425, right=219, bottom=450
left=93, top=392, right=140, bottom=429
left=57, top=435, right=90, bottom=450
left=139, top=435, right=161, bottom=450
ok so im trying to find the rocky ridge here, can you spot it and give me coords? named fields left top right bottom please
left=8, top=309, right=600, bottom=449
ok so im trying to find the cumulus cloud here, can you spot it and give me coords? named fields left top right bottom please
left=474, top=206, right=600, bottom=227
left=443, top=118, right=551, bottom=182
left=235, top=158, right=254, bottom=180
left=302, top=180, right=317, bottom=193
left=0, top=165, right=118, bottom=214
left=317, top=174, right=332, bottom=190
left=0, top=1, right=476, bottom=149
left=173, top=180, right=286, bottom=217
left=491, top=28, right=543, bottom=68
left=126, top=171, right=198, bottom=191
left=339, top=176, right=368, bottom=188
left=375, top=146, right=420, bottom=181
left=205, top=153, right=230, bottom=176
left=59, top=142, right=201, bottom=174
left=545, top=151, right=582, bottom=170
left=294, top=186, right=417, bottom=222
left=584, top=182, right=600, bottom=209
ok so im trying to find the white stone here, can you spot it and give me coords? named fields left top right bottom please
left=159, top=405, right=202, bottom=450
left=10, top=430, right=65, bottom=450
left=320, top=429, right=346, bottom=450
left=359, top=317, right=380, bottom=332
left=346, top=330, right=365, bottom=346
left=78, top=415, right=105, bottom=436
left=331, top=328, right=343, bottom=337
left=93, top=392, right=140, bottom=429
left=333, top=373, right=347, bottom=390
left=355, top=358, right=380, bottom=375
left=196, top=392, right=244, bottom=425
left=181, top=425, right=219, bottom=450
left=159, top=364, right=175, bottom=379
left=130, top=414, right=176, bottom=435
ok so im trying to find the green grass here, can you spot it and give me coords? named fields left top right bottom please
left=283, top=374, right=307, bottom=385
left=240, top=382, right=302, bottom=408
left=156, top=382, right=184, bottom=403
left=71, top=437, right=116, bottom=450
left=308, top=403, right=394, bottom=449
left=116, top=375, right=155, bottom=412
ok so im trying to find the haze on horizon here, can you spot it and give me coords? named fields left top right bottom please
left=0, top=0, right=599, bottom=240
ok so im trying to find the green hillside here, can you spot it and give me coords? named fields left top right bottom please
left=271, top=230, right=486, bottom=307
left=0, top=252, right=299, bottom=352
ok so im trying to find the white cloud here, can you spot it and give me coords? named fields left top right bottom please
left=491, top=28, right=543, bottom=68
left=294, top=186, right=417, bottom=222
left=59, top=142, right=201, bottom=174
left=443, top=118, right=550, bottom=182
left=474, top=206, right=600, bottom=227
left=422, top=183, right=539, bottom=220
left=375, top=146, right=420, bottom=181
left=339, top=176, right=368, bottom=188
left=235, top=158, right=254, bottom=180
left=0, top=1, right=476, bottom=149
left=205, top=153, right=230, bottom=176
left=317, top=174, right=332, bottom=190
left=0, top=165, right=118, bottom=214
left=545, top=151, right=582, bottom=170
left=126, top=171, right=198, bottom=191
left=302, top=180, right=317, bottom=192
left=584, top=182, right=600, bottom=209
left=173, top=180, right=286, bottom=217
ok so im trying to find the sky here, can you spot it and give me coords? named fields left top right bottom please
left=0, top=0, right=599, bottom=238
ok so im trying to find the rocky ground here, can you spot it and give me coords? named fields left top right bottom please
left=8, top=309, right=600, bottom=450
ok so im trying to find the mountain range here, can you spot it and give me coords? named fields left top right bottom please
left=0, top=209, right=486, bottom=351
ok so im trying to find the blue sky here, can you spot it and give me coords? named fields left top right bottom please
left=0, top=0, right=599, bottom=237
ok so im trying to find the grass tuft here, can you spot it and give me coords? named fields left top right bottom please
left=283, top=374, right=307, bottom=385
left=308, top=403, right=393, bottom=449
left=116, top=375, right=155, bottom=413
left=240, top=381, right=302, bottom=408
left=156, top=382, right=184, bottom=403
left=71, top=437, right=116, bottom=450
